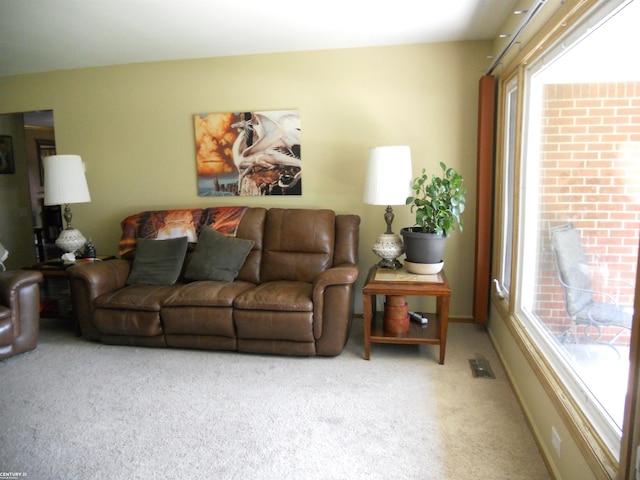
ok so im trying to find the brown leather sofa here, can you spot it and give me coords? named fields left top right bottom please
left=0, top=270, right=43, bottom=360
left=68, top=207, right=360, bottom=356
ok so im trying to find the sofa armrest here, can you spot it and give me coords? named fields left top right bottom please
left=67, top=259, right=131, bottom=339
left=312, top=264, right=359, bottom=340
left=0, top=270, right=42, bottom=358
left=0, top=270, right=43, bottom=306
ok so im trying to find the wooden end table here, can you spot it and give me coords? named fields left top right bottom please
left=363, top=265, right=451, bottom=364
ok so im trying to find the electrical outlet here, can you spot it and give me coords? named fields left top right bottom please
left=551, top=426, right=562, bottom=457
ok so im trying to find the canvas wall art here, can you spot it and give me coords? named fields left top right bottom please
left=194, top=109, right=301, bottom=196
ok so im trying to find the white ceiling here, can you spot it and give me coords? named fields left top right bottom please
left=0, top=0, right=519, bottom=77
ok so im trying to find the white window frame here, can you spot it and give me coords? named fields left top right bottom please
left=496, top=77, right=518, bottom=297
left=510, top=0, right=637, bottom=459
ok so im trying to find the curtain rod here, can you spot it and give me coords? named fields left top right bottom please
left=487, top=0, right=548, bottom=75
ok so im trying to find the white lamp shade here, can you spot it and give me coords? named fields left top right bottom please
left=44, top=154, right=91, bottom=206
left=363, top=146, right=413, bottom=205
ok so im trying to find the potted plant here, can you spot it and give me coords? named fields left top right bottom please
left=401, top=162, right=466, bottom=273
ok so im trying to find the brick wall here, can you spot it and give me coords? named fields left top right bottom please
left=533, top=82, right=640, bottom=344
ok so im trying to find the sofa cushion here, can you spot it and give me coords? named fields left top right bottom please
left=95, top=285, right=179, bottom=311
left=234, top=310, right=315, bottom=343
left=93, top=309, right=164, bottom=337
left=234, top=207, right=266, bottom=285
left=164, top=280, right=256, bottom=308
left=126, top=237, right=188, bottom=286
left=93, top=285, right=179, bottom=336
left=260, top=209, right=335, bottom=283
left=233, top=281, right=313, bottom=312
left=184, top=228, right=254, bottom=282
left=162, top=307, right=236, bottom=337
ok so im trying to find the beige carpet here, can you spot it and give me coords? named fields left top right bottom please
left=0, top=317, right=550, bottom=479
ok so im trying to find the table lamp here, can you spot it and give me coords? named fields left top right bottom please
left=363, top=145, right=413, bottom=269
left=44, top=154, right=92, bottom=257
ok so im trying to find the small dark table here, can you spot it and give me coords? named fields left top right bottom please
left=362, top=265, right=451, bottom=364
left=26, top=256, right=115, bottom=334
left=27, top=255, right=115, bottom=278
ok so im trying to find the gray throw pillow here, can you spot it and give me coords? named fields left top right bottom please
left=184, top=227, right=254, bottom=282
left=126, top=237, right=188, bottom=286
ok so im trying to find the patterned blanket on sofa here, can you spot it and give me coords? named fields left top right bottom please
left=118, top=206, right=248, bottom=257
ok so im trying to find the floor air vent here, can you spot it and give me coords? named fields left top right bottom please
left=469, top=354, right=495, bottom=379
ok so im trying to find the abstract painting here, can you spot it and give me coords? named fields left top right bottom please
left=194, top=109, right=301, bottom=196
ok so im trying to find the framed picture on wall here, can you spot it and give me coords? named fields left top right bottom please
left=36, top=139, right=56, bottom=186
left=193, top=109, right=301, bottom=196
left=0, top=135, right=14, bottom=174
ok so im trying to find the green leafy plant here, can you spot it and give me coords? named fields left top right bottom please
left=406, top=162, right=466, bottom=236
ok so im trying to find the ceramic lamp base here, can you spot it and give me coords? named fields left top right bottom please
left=55, top=228, right=86, bottom=254
left=371, top=233, right=404, bottom=269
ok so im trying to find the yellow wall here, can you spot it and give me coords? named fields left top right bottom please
left=0, top=41, right=490, bottom=317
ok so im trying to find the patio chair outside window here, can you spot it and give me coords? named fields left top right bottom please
left=549, top=222, right=633, bottom=347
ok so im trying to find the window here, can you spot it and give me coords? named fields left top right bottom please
left=496, top=78, right=518, bottom=297
left=498, top=0, right=639, bottom=459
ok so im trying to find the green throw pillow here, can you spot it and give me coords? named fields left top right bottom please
left=126, top=237, right=188, bottom=286
left=184, top=227, right=254, bottom=282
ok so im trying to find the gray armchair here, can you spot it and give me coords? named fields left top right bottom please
left=0, top=270, right=43, bottom=360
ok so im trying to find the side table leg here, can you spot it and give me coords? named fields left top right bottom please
left=363, top=293, right=372, bottom=360
left=437, top=295, right=451, bottom=365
